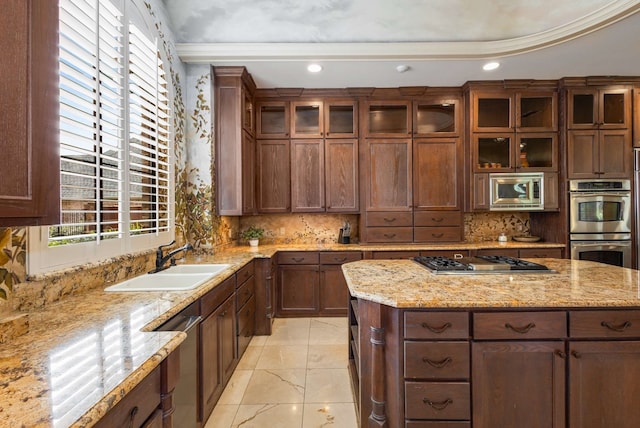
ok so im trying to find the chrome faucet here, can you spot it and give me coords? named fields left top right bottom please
left=150, top=240, right=193, bottom=273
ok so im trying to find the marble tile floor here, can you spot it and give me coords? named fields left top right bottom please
left=204, top=317, right=358, bottom=428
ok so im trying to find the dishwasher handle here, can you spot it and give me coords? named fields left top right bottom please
left=156, top=315, right=202, bottom=333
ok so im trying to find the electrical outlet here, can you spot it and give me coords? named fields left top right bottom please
left=279, top=227, right=285, bottom=236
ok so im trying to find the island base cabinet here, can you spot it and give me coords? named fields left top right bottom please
left=471, top=341, right=566, bottom=428
left=568, top=341, right=640, bottom=428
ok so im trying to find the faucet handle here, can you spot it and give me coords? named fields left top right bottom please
left=158, top=240, right=176, bottom=250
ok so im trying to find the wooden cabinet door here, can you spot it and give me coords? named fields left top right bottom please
left=598, top=87, right=631, bottom=129
left=291, top=100, right=324, bottom=138
left=325, top=139, right=358, bottom=212
left=325, top=99, right=357, bottom=138
left=567, top=131, right=598, bottom=178
left=413, top=138, right=460, bottom=210
left=319, top=265, right=349, bottom=315
left=543, top=172, right=559, bottom=211
left=472, top=341, right=566, bottom=428
left=568, top=341, right=640, bottom=428
left=472, top=173, right=489, bottom=211
left=362, top=100, right=411, bottom=138
left=599, top=129, right=631, bottom=178
left=291, top=139, right=324, bottom=212
left=219, top=296, right=237, bottom=385
left=363, top=139, right=412, bottom=211
left=256, top=101, right=289, bottom=139
left=277, top=265, right=319, bottom=316
left=200, top=295, right=236, bottom=422
left=471, top=91, right=514, bottom=133
left=200, top=310, right=223, bottom=421
left=257, top=139, right=290, bottom=212
left=0, top=0, right=59, bottom=226
left=241, top=131, right=256, bottom=214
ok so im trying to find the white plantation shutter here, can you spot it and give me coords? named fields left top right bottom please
left=30, top=0, right=172, bottom=274
left=128, top=25, right=171, bottom=236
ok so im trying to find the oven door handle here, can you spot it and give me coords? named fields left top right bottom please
left=573, top=242, right=631, bottom=248
left=570, top=192, right=630, bottom=198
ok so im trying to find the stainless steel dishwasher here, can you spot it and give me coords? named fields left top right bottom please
left=155, top=302, right=201, bottom=428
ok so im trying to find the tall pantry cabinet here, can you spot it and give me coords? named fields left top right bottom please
left=0, top=0, right=60, bottom=226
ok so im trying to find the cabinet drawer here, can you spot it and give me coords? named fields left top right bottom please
left=278, top=251, right=320, bottom=264
left=406, top=422, right=470, bottom=428
left=236, top=261, right=255, bottom=285
left=366, top=227, right=413, bottom=243
left=405, top=342, right=469, bottom=380
left=570, top=310, right=640, bottom=338
left=405, top=382, right=470, bottom=420
left=367, top=211, right=413, bottom=227
left=236, top=276, right=255, bottom=310
left=319, top=251, right=362, bottom=265
left=201, top=276, right=235, bottom=318
left=414, top=211, right=462, bottom=227
left=94, top=366, right=161, bottom=428
left=405, top=312, right=469, bottom=339
left=372, top=251, right=421, bottom=260
left=518, top=248, right=563, bottom=259
left=414, top=227, right=463, bottom=243
left=473, top=311, right=566, bottom=340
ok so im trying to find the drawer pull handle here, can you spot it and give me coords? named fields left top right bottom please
left=383, top=217, right=396, bottom=222
left=431, top=233, right=444, bottom=238
left=505, top=322, right=536, bottom=334
left=292, top=257, right=305, bottom=262
left=601, top=320, right=632, bottom=332
left=422, top=398, right=453, bottom=411
left=422, top=356, right=452, bottom=368
left=128, top=406, right=139, bottom=428
left=384, top=233, right=396, bottom=238
left=432, top=217, right=444, bottom=222
left=421, top=322, right=452, bottom=334
left=554, top=350, right=567, bottom=359
left=334, top=257, right=347, bottom=262
left=571, top=350, right=582, bottom=359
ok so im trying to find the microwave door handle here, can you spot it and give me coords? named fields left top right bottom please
left=576, top=243, right=629, bottom=248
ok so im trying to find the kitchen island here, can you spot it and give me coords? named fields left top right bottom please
left=342, top=258, right=640, bottom=428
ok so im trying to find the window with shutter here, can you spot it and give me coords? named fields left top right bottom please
left=29, top=0, right=173, bottom=274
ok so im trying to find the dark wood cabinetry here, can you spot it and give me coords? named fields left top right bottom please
left=257, top=139, right=290, bottom=212
left=236, top=261, right=256, bottom=358
left=214, top=67, right=257, bottom=215
left=200, top=277, right=237, bottom=422
left=566, top=86, right=632, bottom=178
left=254, top=258, right=276, bottom=335
left=467, top=85, right=559, bottom=212
left=290, top=139, right=324, bottom=212
left=276, top=251, right=360, bottom=317
left=325, top=139, right=359, bottom=212
left=0, top=0, right=59, bottom=226
left=363, top=100, right=412, bottom=137
left=256, top=101, right=290, bottom=139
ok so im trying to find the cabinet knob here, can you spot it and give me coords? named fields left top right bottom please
left=554, top=350, right=567, bottom=359
left=571, top=350, right=582, bottom=359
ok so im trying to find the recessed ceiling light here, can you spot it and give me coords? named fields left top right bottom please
left=396, top=65, right=410, bottom=73
left=483, top=61, right=500, bottom=71
left=307, top=64, right=322, bottom=73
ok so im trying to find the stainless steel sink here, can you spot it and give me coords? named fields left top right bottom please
left=104, top=264, right=231, bottom=292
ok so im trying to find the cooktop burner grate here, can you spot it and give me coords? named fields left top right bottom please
left=475, top=255, right=549, bottom=270
left=413, top=255, right=555, bottom=274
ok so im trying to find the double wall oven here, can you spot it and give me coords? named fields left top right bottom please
left=569, top=179, right=632, bottom=268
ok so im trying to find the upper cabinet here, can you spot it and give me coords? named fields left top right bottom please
left=290, top=99, right=358, bottom=139
left=469, top=88, right=558, bottom=174
left=566, top=85, right=632, bottom=179
left=256, top=101, right=290, bottom=139
left=362, top=100, right=412, bottom=138
left=413, top=97, right=461, bottom=137
left=214, top=66, right=257, bottom=215
left=0, top=0, right=60, bottom=226
left=568, top=87, right=631, bottom=130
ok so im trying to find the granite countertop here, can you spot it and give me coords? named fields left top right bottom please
left=342, top=258, right=640, bottom=309
left=0, top=240, right=565, bottom=427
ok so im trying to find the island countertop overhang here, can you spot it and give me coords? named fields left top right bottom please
left=341, top=258, right=640, bottom=309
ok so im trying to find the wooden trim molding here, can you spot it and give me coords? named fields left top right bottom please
left=369, top=326, right=387, bottom=427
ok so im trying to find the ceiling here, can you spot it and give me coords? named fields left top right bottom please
left=162, top=0, right=640, bottom=88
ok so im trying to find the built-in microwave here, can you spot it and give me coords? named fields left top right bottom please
left=489, top=173, right=544, bottom=211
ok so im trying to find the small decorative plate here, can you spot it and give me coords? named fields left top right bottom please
left=513, top=235, right=541, bottom=242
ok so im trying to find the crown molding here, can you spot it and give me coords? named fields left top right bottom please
left=176, top=1, right=640, bottom=62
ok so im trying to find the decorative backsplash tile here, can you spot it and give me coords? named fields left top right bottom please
left=464, top=212, right=530, bottom=242
left=239, top=214, right=359, bottom=245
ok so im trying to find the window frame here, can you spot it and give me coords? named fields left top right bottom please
left=28, top=0, right=175, bottom=275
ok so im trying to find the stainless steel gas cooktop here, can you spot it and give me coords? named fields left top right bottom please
left=413, top=255, right=557, bottom=275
